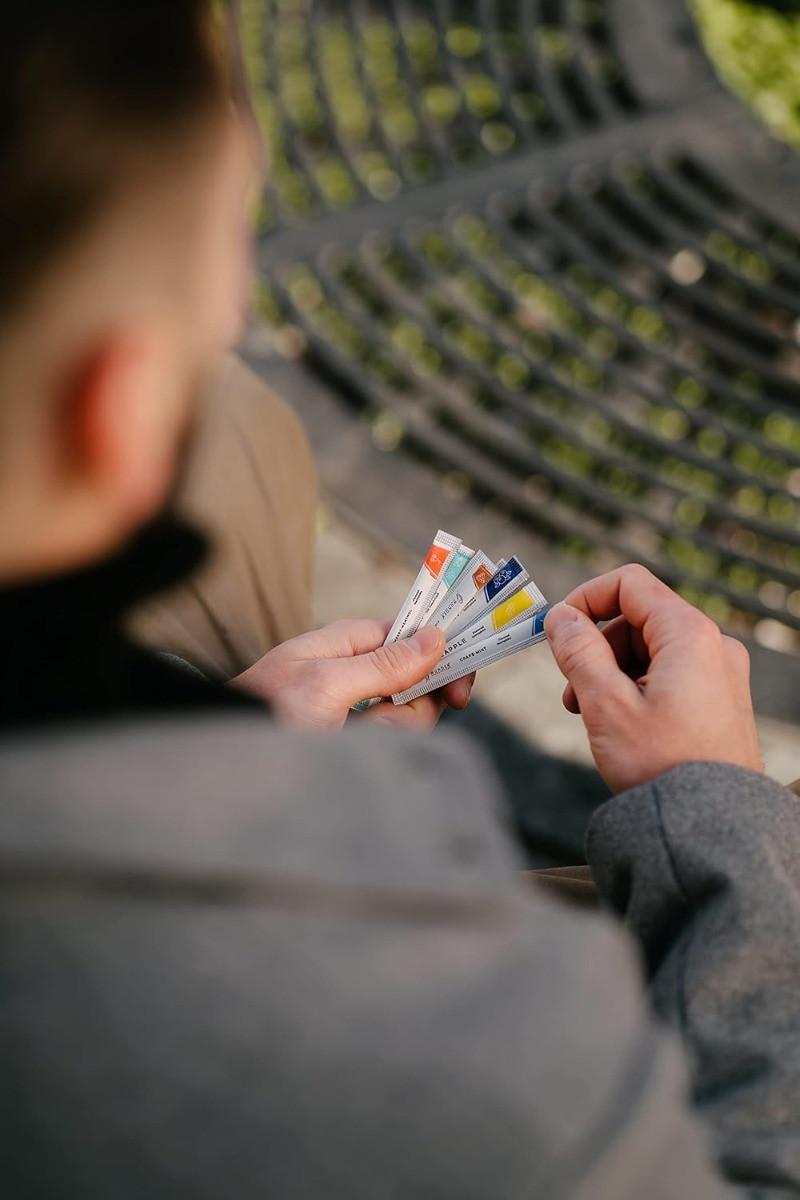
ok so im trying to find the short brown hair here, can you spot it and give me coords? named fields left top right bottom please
left=0, top=1, right=230, bottom=319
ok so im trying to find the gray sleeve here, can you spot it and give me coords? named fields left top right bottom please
left=0, top=720, right=739, bottom=1200
left=587, top=761, right=800, bottom=1196
left=0, top=860, right=733, bottom=1200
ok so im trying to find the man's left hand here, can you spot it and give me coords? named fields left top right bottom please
left=231, top=618, right=474, bottom=732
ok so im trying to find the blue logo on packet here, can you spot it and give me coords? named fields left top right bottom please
left=533, top=604, right=550, bottom=636
left=484, top=557, right=523, bottom=602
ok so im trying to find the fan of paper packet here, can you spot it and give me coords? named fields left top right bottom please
left=354, top=529, right=551, bottom=709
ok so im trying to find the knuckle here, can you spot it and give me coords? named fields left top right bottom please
left=371, top=641, right=410, bottom=679
left=700, top=614, right=722, bottom=643
left=554, top=630, right=591, bottom=678
left=621, top=562, right=654, bottom=586
left=723, top=634, right=750, bottom=669
left=307, top=660, right=332, bottom=693
left=684, top=607, right=719, bottom=641
left=680, top=605, right=703, bottom=631
left=602, top=678, right=637, bottom=720
left=580, top=677, right=635, bottom=731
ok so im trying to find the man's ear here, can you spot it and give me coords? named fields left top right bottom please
left=65, top=328, right=184, bottom=529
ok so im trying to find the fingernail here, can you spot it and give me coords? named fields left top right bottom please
left=410, top=626, right=444, bottom=655
left=544, top=602, right=580, bottom=639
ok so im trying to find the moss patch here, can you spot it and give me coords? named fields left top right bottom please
left=694, top=0, right=800, bottom=145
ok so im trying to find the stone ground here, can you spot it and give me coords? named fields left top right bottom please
left=314, top=506, right=800, bottom=790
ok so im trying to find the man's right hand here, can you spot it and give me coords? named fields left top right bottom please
left=544, top=564, right=763, bottom=795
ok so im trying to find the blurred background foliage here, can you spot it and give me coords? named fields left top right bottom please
left=241, top=2, right=800, bottom=227
left=694, top=0, right=800, bottom=146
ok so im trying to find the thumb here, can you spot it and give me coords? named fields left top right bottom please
left=545, top=602, right=635, bottom=716
left=338, top=625, right=446, bottom=703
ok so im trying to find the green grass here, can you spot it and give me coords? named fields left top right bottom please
left=694, top=0, right=800, bottom=145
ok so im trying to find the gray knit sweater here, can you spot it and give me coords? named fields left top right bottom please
left=0, top=716, right=796, bottom=1197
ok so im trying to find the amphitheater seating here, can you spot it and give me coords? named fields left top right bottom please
left=244, top=0, right=800, bottom=666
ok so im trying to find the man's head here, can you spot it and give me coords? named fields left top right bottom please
left=0, top=2, right=257, bottom=581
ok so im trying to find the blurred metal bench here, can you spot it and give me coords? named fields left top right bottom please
left=244, top=0, right=800, bottom=723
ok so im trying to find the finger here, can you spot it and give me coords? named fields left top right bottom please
left=332, top=625, right=446, bottom=705
left=285, top=618, right=395, bottom=662
left=562, top=616, right=648, bottom=713
left=361, top=692, right=446, bottom=732
left=545, top=602, right=641, bottom=718
left=440, top=673, right=476, bottom=710
left=564, top=564, right=694, bottom=655
left=603, top=614, right=649, bottom=671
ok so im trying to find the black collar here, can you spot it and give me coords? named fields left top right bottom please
left=0, top=518, right=259, bottom=730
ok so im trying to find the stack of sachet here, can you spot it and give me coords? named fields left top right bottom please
left=366, top=529, right=550, bottom=707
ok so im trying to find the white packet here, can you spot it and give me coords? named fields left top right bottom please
left=443, top=580, right=547, bottom=650
left=384, top=529, right=462, bottom=645
left=446, top=556, right=529, bottom=639
left=426, top=550, right=497, bottom=634
left=392, top=605, right=551, bottom=705
left=419, top=545, right=475, bottom=627
left=351, top=530, right=461, bottom=712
